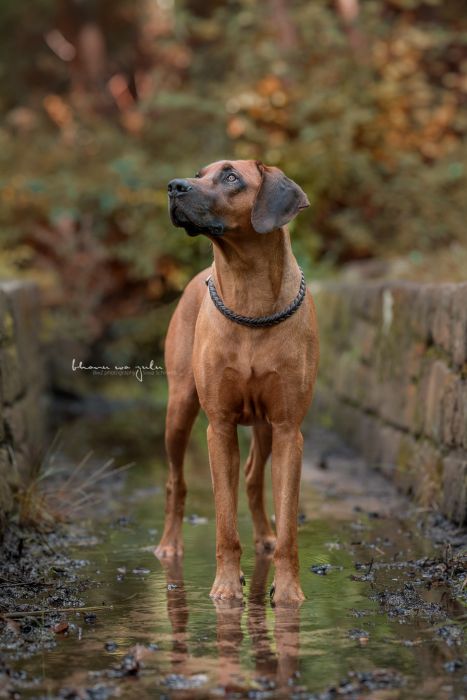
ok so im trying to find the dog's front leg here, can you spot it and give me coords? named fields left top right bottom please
left=271, top=425, right=305, bottom=605
left=207, top=422, right=243, bottom=601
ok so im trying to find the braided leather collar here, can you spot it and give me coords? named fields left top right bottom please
left=205, top=268, right=306, bottom=328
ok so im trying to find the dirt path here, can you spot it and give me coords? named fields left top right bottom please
left=0, top=406, right=465, bottom=699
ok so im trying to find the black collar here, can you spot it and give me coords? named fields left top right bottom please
left=205, top=268, right=306, bottom=328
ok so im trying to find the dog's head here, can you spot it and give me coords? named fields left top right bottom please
left=168, top=160, right=309, bottom=237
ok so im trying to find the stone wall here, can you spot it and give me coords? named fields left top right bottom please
left=312, top=280, right=467, bottom=524
left=0, top=281, right=46, bottom=529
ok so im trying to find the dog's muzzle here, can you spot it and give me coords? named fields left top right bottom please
left=168, top=179, right=193, bottom=198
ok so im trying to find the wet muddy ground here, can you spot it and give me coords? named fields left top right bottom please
left=0, top=402, right=465, bottom=699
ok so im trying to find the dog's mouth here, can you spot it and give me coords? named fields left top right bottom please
left=169, top=203, right=224, bottom=238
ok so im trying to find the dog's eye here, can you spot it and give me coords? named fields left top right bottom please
left=195, top=172, right=201, bottom=178
left=226, top=173, right=237, bottom=182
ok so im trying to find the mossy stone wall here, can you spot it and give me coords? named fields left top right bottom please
left=312, top=280, right=467, bottom=524
left=0, top=281, right=46, bottom=530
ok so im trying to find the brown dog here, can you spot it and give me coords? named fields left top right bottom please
left=155, top=160, right=319, bottom=605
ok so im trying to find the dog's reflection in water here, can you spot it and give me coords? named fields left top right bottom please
left=159, top=554, right=300, bottom=694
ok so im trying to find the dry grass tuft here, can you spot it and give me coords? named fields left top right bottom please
left=14, top=433, right=132, bottom=530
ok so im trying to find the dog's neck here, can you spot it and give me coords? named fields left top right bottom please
left=209, top=227, right=301, bottom=316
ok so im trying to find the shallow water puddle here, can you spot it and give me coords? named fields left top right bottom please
left=6, top=409, right=466, bottom=699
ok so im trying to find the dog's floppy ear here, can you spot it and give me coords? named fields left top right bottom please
left=251, top=162, right=310, bottom=234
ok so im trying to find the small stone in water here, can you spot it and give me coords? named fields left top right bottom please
left=167, top=583, right=177, bottom=590
left=132, top=567, right=151, bottom=575
left=115, top=516, right=132, bottom=527
left=186, top=514, right=208, bottom=525
left=162, top=673, right=208, bottom=689
left=350, top=573, right=375, bottom=582
left=437, top=625, right=464, bottom=646
left=443, top=659, right=463, bottom=672
left=105, top=641, right=117, bottom=652
left=120, top=654, right=140, bottom=676
left=348, top=628, right=370, bottom=640
left=310, top=564, right=331, bottom=576
left=53, top=621, right=69, bottom=634
left=84, top=612, right=97, bottom=624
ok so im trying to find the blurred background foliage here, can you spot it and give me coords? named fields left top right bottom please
left=0, top=0, right=466, bottom=370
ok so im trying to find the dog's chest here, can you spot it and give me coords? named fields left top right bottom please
left=212, top=361, right=282, bottom=424
left=193, top=316, right=313, bottom=424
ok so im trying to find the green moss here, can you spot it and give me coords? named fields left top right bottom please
left=1, top=311, right=15, bottom=347
left=396, top=437, right=415, bottom=475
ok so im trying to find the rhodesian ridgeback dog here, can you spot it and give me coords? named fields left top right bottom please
left=155, top=160, right=319, bottom=605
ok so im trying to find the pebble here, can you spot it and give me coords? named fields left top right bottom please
left=53, top=621, right=69, bottom=634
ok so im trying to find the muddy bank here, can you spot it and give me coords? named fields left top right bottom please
left=0, top=404, right=465, bottom=700
left=0, top=524, right=98, bottom=697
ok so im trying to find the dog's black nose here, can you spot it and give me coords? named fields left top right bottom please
left=168, top=179, right=193, bottom=197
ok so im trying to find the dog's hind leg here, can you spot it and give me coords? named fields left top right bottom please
left=244, top=424, right=276, bottom=554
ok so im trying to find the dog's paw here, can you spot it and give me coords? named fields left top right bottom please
left=210, top=576, right=244, bottom=601
left=270, top=580, right=305, bottom=606
left=154, top=541, right=183, bottom=559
